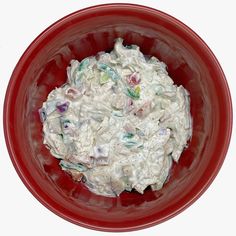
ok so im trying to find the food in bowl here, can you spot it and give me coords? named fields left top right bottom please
left=39, top=38, right=192, bottom=197
left=4, top=3, right=232, bottom=231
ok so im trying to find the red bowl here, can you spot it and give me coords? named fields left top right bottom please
left=4, top=4, right=232, bottom=232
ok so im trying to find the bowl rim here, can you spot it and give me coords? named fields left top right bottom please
left=3, top=3, right=233, bottom=232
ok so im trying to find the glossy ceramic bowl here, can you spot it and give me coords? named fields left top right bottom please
left=4, top=4, right=232, bottom=232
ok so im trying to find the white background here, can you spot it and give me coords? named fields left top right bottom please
left=0, top=0, right=235, bottom=235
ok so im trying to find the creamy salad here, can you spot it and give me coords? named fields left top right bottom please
left=39, top=38, right=192, bottom=197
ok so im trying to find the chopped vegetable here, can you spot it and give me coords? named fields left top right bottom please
left=65, top=87, right=81, bottom=99
left=38, top=108, right=46, bottom=122
left=127, top=72, right=141, bottom=86
left=125, top=45, right=133, bottom=49
left=134, top=101, right=152, bottom=118
left=61, top=119, right=71, bottom=129
left=126, top=87, right=140, bottom=100
left=67, top=169, right=84, bottom=181
left=60, top=118, right=75, bottom=135
left=56, top=101, right=69, bottom=113
left=99, top=73, right=110, bottom=84
left=78, top=58, right=90, bottom=71
left=59, top=160, right=87, bottom=172
left=97, top=63, right=120, bottom=81
left=123, top=133, right=134, bottom=139
left=124, top=140, right=138, bottom=148
left=135, top=86, right=141, bottom=94
left=72, top=58, right=90, bottom=86
left=125, top=98, right=135, bottom=113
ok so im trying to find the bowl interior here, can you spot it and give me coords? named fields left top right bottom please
left=5, top=5, right=231, bottom=231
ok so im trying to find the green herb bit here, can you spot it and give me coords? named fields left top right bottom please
left=124, top=141, right=138, bottom=148
left=99, top=73, right=110, bottom=85
left=97, top=63, right=120, bottom=81
left=59, top=160, right=87, bottom=172
left=126, top=87, right=140, bottom=100
left=123, top=133, right=134, bottom=139
left=137, top=144, right=144, bottom=149
left=78, top=58, right=90, bottom=71
left=126, top=45, right=133, bottom=49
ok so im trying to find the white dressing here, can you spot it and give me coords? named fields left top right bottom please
left=39, top=38, right=192, bottom=197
